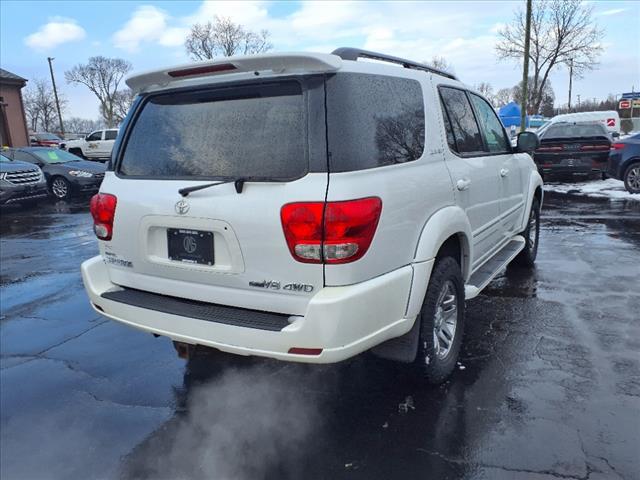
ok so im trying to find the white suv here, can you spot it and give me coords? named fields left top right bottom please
left=82, top=49, right=543, bottom=383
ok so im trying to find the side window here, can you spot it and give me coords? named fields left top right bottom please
left=439, top=87, right=484, bottom=154
left=469, top=93, right=510, bottom=153
left=87, top=131, right=102, bottom=141
left=326, top=73, right=425, bottom=172
left=105, top=130, right=118, bottom=141
left=440, top=98, right=457, bottom=152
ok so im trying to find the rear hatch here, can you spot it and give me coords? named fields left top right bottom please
left=535, top=123, right=611, bottom=168
left=101, top=77, right=328, bottom=315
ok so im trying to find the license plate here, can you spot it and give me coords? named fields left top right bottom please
left=562, top=158, right=589, bottom=166
left=167, top=229, right=214, bottom=265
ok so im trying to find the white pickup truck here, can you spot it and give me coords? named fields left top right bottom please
left=61, top=129, right=119, bottom=162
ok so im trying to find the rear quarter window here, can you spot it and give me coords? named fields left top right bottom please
left=326, top=73, right=425, bottom=172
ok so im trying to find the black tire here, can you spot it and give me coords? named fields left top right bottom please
left=513, top=197, right=540, bottom=267
left=623, top=161, right=640, bottom=194
left=50, top=176, right=71, bottom=200
left=68, top=148, right=85, bottom=159
left=414, top=256, right=465, bottom=384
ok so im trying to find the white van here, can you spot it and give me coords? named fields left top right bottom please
left=537, top=111, right=620, bottom=137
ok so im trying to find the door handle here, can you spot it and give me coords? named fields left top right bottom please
left=500, top=168, right=509, bottom=177
left=456, top=178, right=471, bottom=191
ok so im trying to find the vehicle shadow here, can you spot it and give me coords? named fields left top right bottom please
left=118, top=266, right=544, bottom=480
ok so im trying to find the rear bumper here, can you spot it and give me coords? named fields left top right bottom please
left=535, top=153, right=608, bottom=174
left=81, top=256, right=417, bottom=363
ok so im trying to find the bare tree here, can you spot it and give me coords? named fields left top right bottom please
left=496, top=0, right=603, bottom=113
left=185, top=16, right=272, bottom=60
left=100, top=88, right=134, bottom=126
left=426, top=56, right=454, bottom=75
left=23, top=79, right=66, bottom=132
left=512, top=76, right=555, bottom=115
left=64, top=117, right=104, bottom=134
left=65, top=56, right=132, bottom=128
left=494, top=88, right=514, bottom=107
left=475, top=82, right=494, bottom=99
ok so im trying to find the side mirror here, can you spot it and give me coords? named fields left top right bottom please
left=516, top=131, right=540, bottom=153
left=612, top=132, right=620, bottom=139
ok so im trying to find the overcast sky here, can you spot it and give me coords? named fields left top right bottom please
left=1, top=0, right=638, bottom=120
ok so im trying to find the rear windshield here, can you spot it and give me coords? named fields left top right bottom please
left=543, top=123, right=607, bottom=139
left=35, top=133, right=61, bottom=140
left=326, top=73, right=425, bottom=172
left=119, top=82, right=307, bottom=180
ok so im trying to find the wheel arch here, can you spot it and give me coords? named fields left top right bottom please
left=623, top=156, right=640, bottom=173
left=405, top=206, right=472, bottom=320
left=413, top=206, right=472, bottom=280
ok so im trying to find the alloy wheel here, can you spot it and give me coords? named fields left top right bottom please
left=52, top=178, right=68, bottom=199
left=528, top=206, right=538, bottom=251
left=433, top=280, right=458, bottom=360
left=628, top=166, right=640, bottom=191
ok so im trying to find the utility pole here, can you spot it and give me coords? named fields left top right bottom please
left=567, top=58, right=573, bottom=112
left=577, top=94, right=581, bottom=110
left=520, top=0, right=532, bottom=133
left=47, top=57, right=64, bottom=136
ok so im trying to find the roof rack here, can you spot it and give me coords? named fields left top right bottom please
left=331, top=47, right=458, bottom=80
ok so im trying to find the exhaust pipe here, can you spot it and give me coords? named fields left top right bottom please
left=172, top=341, right=194, bottom=359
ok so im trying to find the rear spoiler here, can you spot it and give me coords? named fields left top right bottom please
left=126, top=53, right=343, bottom=93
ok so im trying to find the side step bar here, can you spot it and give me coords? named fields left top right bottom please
left=465, top=236, right=526, bottom=299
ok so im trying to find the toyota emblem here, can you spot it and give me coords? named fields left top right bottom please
left=175, top=199, right=190, bottom=215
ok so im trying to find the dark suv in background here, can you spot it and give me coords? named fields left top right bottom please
left=0, top=153, right=48, bottom=205
left=607, top=132, right=640, bottom=194
left=533, top=122, right=611, bottom=178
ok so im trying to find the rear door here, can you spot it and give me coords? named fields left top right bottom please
left=101, top=78, right=328, bottom=315
left=99, top=130, right=118, bottom=157
left=468, top=93, right=525, bottom=237
left=84, top=131, right=103, bottom=158
left=439, top=86, right=503, bottom=267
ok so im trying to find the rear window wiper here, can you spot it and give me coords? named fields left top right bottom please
left=179, top=178, right=245, bottom=197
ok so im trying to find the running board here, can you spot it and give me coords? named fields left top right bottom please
left=465, top=236, right=525, bottom=300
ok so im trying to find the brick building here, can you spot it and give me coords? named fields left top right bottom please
left=0, top=68, right=29, bottom=147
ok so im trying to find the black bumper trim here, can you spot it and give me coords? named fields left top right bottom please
left=101, top=287, right=291, bottom=332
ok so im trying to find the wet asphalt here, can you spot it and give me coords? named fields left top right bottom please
left=1, top=192, right=639, bottom=480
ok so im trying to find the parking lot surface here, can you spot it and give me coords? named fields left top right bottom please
left=1, top=192, right=639, bottom=480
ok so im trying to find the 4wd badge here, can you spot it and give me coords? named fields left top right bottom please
left=249, top=280, right=314, bottom=293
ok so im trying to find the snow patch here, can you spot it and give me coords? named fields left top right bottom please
left=544, top=179, right=639, bottom=201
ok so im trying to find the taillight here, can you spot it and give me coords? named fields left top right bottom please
left=281, top=197, right=382, bottom=264
left=536, top=145, right=563, bottom=152
left=90, top=193, right=117, bottom=240
left=580, top=144, right=610, bottom=151
left=610, top=143, right=626, bottom=151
